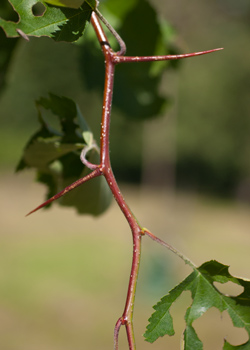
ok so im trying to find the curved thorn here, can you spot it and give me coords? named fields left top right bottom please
left=26, top=168, right=101, bottom=216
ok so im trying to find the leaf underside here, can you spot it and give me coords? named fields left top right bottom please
left=144, top=260, right=250, bottom=350
left=17, top=93, right=112, bottom=216
left=0, top=0, right=95, bottom=42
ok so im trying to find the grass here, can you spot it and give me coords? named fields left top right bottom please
left=0, top=170, right=250, bottom=349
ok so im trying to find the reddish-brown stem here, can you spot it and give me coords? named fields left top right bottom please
left=91, top=12, right=142, bottom=350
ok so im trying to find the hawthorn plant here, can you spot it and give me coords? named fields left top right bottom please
left=1, top=1, right=250, bottom=349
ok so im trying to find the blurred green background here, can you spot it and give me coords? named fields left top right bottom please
left=0, top=0, right=250, bottom=349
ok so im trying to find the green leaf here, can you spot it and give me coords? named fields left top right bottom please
left=0, top=0, right=93, bottom=42
left=103, top=0, right=138, bottom=19
left=223, top=340, right=250, bottom=350
left=0, top=1, right=19, bottom=93
left=44, top=0, right=97, bottom=10
left=0, top=28, right=18, bottom=93
left=144, top=260, right=250, bottom=349
left=144, top=271, right=195, bottom=342
left=44, top=0, right=84, bottom=9
left=17, top=93, right=112, bottom=216
left=184, top=325, right=203, bottom=350
left=112, top=0, right=179, bottom=119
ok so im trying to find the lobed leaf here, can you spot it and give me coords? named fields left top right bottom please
left=17, top=93, right=112, bottom=216
left=144, top=260, right=250, bottom=349
left=0, top=0, right=94, bottom=42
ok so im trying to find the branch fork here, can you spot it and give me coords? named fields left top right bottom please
left=27, top=9, right=222, bottom=350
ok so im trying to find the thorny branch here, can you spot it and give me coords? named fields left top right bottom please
left=27, top=9, right=223, bottom=350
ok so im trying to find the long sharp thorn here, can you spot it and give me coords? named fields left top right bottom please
left=174, top=47, right=224, bottom=59
left=26, top=189, right=68, bottom=217
left=113, top=48, right=224, bottom=64
left=26, top=169, right=101, bottom=216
